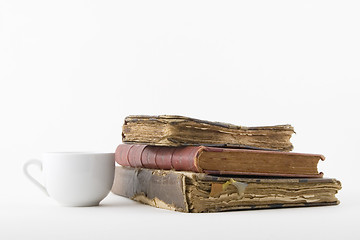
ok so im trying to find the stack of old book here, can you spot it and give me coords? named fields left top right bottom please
left=112, top=115, right=341, bottom=213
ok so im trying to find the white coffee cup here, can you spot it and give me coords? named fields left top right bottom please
left=23, top=152, right=115, bottom=207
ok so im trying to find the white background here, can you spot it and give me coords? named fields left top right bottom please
left=1, top=0, right=359, bottom=239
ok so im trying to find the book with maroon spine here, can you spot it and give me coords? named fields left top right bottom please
left=115, top=144, right=325, bottom=178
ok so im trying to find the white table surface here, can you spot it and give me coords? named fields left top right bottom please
left=1, top=182, right=358, bottom=240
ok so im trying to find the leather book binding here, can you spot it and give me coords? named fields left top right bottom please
left=115, top=144, right=325, bottom=177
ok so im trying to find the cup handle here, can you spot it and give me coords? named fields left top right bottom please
left=23, top=159, right=49, bottom=196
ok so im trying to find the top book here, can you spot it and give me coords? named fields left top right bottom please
left=122, top=115, right=295, bottom=151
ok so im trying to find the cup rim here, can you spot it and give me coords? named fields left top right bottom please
left=43, top=152, right=114, bottom=155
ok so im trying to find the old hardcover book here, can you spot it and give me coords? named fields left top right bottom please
left=122, top=115, right=294, bottom=151
left=115, top=144, right=324, bottom=177
left=112, top=166, right=341, bottom=213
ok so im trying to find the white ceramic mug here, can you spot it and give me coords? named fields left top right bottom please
left=23, top=152, right=115, bottom=207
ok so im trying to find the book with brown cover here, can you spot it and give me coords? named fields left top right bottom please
left=111, top=166, right=341, bottom=213
left=115, top=144, right=325, bottom=177
left=122, top=115, right=295, bottom=151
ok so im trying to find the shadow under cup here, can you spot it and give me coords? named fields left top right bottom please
left=41, top=152, right=115, bottom=207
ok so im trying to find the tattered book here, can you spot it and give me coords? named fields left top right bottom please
left=122, top=115, right=294, bottom=151
left=112, top=166, right=341, bottom=213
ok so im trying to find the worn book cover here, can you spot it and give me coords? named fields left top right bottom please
left=111, top=166, right=341, bottom=213
left=122, top=115, right=295, bottom=151
left=115, top=144, right=324, bottom=177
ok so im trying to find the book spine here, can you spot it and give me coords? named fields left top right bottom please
left=115, top=144, right=203, bottom=172
left=111, top=166, right=189, bottom=212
